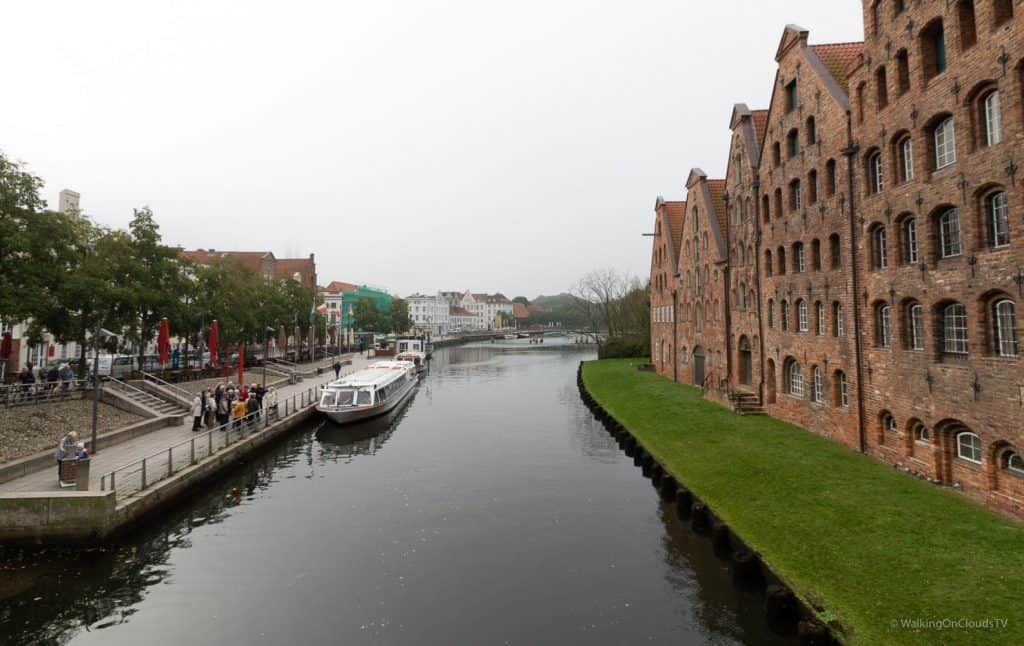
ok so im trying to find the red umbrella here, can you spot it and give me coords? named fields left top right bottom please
left=0, top=331, right=11, bottom=360
left=157, top=318, right=170, bottom=365
left=237, top=343, right=245, bottom=385
left=208, top=320, right=219, bottom=368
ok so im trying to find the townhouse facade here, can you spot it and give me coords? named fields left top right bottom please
left=407, top=292, right=451, bottom=337
left=649, top=2, right=1023, bottom=519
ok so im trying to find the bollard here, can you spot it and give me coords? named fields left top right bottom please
left=659, top=476, right=677, bottom=501
left=711, top=522, right=732, bottom=555
left=732, top=549, right=763, bottom=584
left=797, top=620, right=830, bottom=646
left=650, top=464, right=663, bottom=486
left=764, top=586, right=799, bottom=630
left=691, top=501, right=711, bottom=533
left=168, top=447, right=173, bottom=477
left=141, top=458, right=147, bottom=489
left=190, top=437, right=196, bottom=464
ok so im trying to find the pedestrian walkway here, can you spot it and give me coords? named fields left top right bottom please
left=0, top=353, right=376, bottom=494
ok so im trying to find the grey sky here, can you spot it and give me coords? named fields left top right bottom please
left=2, top=1, right=863, bottom=298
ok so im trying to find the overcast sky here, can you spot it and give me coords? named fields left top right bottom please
left=2, top=1, right=863, bottom=299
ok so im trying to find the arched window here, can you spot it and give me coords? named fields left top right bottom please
left=958, top=1, right=977, bottom=50
left=834, top=370, right=849, bottom=407
left=933, top=117, right=957, bottom=169
left=937, top=208, right=962, bottom=258
left=825, top=159, right=837, bottom=197
left=789, top=179, right=802, bottom=212
left=876, top=303, right=892, bottom=347
left=749, top=290, right=755, bottom=311
left=811, top=239, right=822, bottom=271
left=815, top=301, right=825, bottom=335
left=994, top=299, right=1018, bottom=357
left=857, top=82, right=867, bottom=123
left=787, top=129, right=800, bottom=158
left=807, top=169, right=819, bottom=205
left=914, top=423, right=931, bottom=443
left=787, top=360, right=804, bottom=397
left=942, top=302, right=968, bottom=354
left=896, top=134, right=914, bottom=183
left=987, top=191, right=1009, bottom=248
left=767, top=299, right=775, bottom=328
left=810, top=366, right=823, bottom=403
left=1004, top=451, right=1024, bottom=475
left=702, top=232, right=709, bottom=249
left=762, top=195, right=771, bottom=222
left=737, top=283, right=746, bottom=309
left=806, top=117, right=817, bottom=145
left=920, top=19, right=947, bottom=82
left=794, top=242, right=806, bottom=272
left=781, top=300, right=790, bottom=331
left=737, top=245, right=745, bottom=266
left=773, top=142, right=782, bottom=167
left=797, top=300, right=808, bottom=332
left=829, top=233, right=841, bottom=269
left=982, top=90, right=1002, bottom=146
left=765, top=250, right=773, bottom=276
left=777, top=246, right=786, bottom=275
left=993, top=0, right=1014, bottom=27
left=956, top=431, right=982, bottom=463
left=895, top=49, right=911, bottom=95
left=871, top=225, right=888, bottom=268
left=908, top=303, right=925, bottom=350
left=833, top=302, right=844, bottom=337
left=882, top=412, right=898, bottom=434
left=695, top=303, right=703, bottom=332
left=902, top=216, right=919, bottom=264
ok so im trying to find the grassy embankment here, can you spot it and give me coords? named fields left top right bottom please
left=582, top=358, right=1023, bottom=646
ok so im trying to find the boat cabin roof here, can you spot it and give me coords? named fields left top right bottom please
left=329, top=361, right=414, bottom=388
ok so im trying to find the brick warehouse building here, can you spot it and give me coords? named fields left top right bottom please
left=649, top=197, right=684, bottom=379
left=648, top=2, right=1023, bottom=519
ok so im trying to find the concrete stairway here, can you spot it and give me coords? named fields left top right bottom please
left=107, top=379, right=189, bottom=416
left=730, top=390, right=765, bottom=415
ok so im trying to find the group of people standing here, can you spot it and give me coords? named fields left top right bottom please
left=191, top=381, right=279, bottom=432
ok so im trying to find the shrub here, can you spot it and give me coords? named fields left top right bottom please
left=598, top=337, right=649, bottom=359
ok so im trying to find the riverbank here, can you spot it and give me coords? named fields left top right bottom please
left=581, top=358, right=1023, bottom=646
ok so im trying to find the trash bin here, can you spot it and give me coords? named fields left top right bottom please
left=289, top=370, right=298, bottom=385
left=76, top=458, right=91, bottom=491
left=58, top=458, right=78, bottom=488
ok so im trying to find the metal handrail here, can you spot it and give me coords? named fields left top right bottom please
left=98, top=380, right=332, bottom=499
left=140, top=371, right=193, bottom=399
left=105, top=376, right=154, bottom=399
left=1, top=379, right=90, bottom=408
left=266, top=357, right=298, bottom=368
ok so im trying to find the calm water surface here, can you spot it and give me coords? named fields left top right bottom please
left=0, top=341, right=794, bottom=645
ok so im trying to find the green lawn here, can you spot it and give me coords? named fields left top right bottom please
left=583, top=359, right=1023, bottom=646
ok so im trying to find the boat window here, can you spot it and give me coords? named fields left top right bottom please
left=320, top=392, right=334, bottom=406
left=335, top=389, right=354, bottom=406
left=357, top=390, right=372, bottom=406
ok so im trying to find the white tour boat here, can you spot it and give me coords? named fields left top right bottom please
left=317, top=360, right=418, bottom=424
left=393, top=336, right=429, bottom=373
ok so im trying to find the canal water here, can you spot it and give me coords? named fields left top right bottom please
left=0, top=340, right=793, bottom=645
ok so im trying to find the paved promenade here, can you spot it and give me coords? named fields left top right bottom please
left=0, top=353, right=377, bottom=494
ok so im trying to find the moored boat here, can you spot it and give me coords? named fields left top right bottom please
left=394, top=336, right=429, bottom=372
left=317, top=360, right=418, bottom=424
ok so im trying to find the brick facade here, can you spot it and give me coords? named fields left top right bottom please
left=649, top=198, right=684, bottom=380
left=648, top=3, right=1024, bottom=519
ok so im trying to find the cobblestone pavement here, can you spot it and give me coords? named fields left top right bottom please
left=0, top=400, right=145, bottom=464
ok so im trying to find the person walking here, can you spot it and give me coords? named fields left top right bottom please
left=59, top=362, right=74, bottom=396
left=191, top=393, right=203, bottom=431
left=19, top=362, right=36, bottom=401
left=332, top=359, right=341, bottom=379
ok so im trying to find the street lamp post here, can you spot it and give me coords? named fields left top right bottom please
left=91, top=326, right=115, bottom=455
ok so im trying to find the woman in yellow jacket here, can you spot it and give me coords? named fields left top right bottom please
left=231, top=397, right=247, bottom=429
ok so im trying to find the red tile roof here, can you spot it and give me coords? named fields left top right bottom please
left=663, top=201, right=685, bottom=268
left=513, top=303, right=530, bottom=319
left=449, top=306, right=472, bottom=316
left=810, top=42, right=865, bottom=91
left=275, top=258, right=317, bottom=289
left=179, top=249, right=272, bottom=276
left=707, top=180, right=728, bottom=237
left=751, top=110, right=770, bottom=149
left=324, top=280, right=358, bottom=293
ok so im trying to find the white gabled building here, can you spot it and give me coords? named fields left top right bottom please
left=406, top=292, right=450, bottom=337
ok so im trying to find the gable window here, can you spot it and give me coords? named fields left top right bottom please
left=765, top=250, right=773, bottom=276
left=857, top=82, right=867, bottom=123
left=896, top=49, right=911, bottom=94
left=773, top=142, right=782, bottom=167
left=876, top=303, right=892, bottom=347
left=816, top=302, right=825, bottom=335
left=988, top=191, right=1010, bottom=248
left=958, top=1, right=977, bottom=50
left=983, top=91, right=1002, bottom=146
left=833, top=302, right=844, bottom=337
left=908, top=303, right=925, bottom=350
left=943, top=302, right=968, bottom=354
left=829, top=233, right=841, bottom=269
left=871, top=226, right=888, bottom=269
left=921, top=19, right=947, bottom=82
left=807, top=170, right=818, bottom=205
left=825, top=159, right=837, bottom=197
left=774, top=189, right=783, bottom=219
left=787, top=129, right=800, bottom=158
left=867, top=151, right=883, bottom=194
left=934, top=117, right=957, bottom=169
left=938, top=208, right=962, bottom=257
left=897, top=136, right=914, bottom=183
left=956, top=431, right=982, bottom=463
left=794, top=242, right=806, bottom=272
left=767, top=299, right=775, bottom=328
left=797, top=300, right=808, bottom=332
left=993, top=0, right=1014, bottom=26
left=777, top=246, right=786, bottom=275
left=811, top=239, right=822, bottom=271
left=903, top=217, right=919, bottom=264
left=994, top=299, right=1018, bottom=357
left=875, top=66, right=889, bottom=109
left=806, top=117, right=816, bottom=145
left=789, top=179, right=801, bottom=212
left=785, top=79, right=798, bottom=112
left=781, top=300, right=789, bottom=331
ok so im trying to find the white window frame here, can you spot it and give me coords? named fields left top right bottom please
left=990, top=192, right=1009, bottom=248
left=943, top=303, right=968, bottom=354
left=839, top=373, right=849, bottom=407
left=873, top=227, right=887, bottom=268
left=1005, top=452, right=1024, bottom=475
left=788, top=362, right=804, bottom=397
left=816, top=302, right=825, bottom=336
left=956, top=431, right=982, bottom=463
left=884, top=414, right=898, bottom=433
left=900, top=137, right=914, bottom=182
left=798, top=300, right=808, bottom=332
left=834, top=303, right=844, bottom=337
left=870, top=153, right=884, bottom=193
left=904, top=218, right=918, bottom=264
left=994, top=299, right=1017, bottom=358
left=939, top=208, right=962, bottom=258
left=934, top=117, right=956, bottom=169
left=909, top=304, right=925, bottom=350
left=812, top=366, right=822, bottom=403
left=878, top=305, right=892, bottom=347
left=914, top=425, right=930, bottom=443
left=796, top=244, right=806, bottom=272
left=984, top=91, right=1002, bottom=147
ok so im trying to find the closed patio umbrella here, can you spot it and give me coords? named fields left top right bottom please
left=157, top=318, right=170, bottom=367
left=208, top=320, right=219, bottom=368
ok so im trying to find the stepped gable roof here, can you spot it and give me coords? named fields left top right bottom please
left=809, top=42, right=865, bottom=90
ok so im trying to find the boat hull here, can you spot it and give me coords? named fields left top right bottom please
left=317, top=374, right=417, bottom=425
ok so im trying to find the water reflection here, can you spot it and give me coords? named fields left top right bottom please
left=0, top=340, right=796, bottom=646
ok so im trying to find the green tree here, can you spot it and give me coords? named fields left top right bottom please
left=495, top=310, right=515, bottom=329
left=353, top=296, right=382, bottom=332
left=387, top=298, right=411, bottom=334
left=0, top=152, right=50, bottom=323
left=512, top=296, right=529, bottom=305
